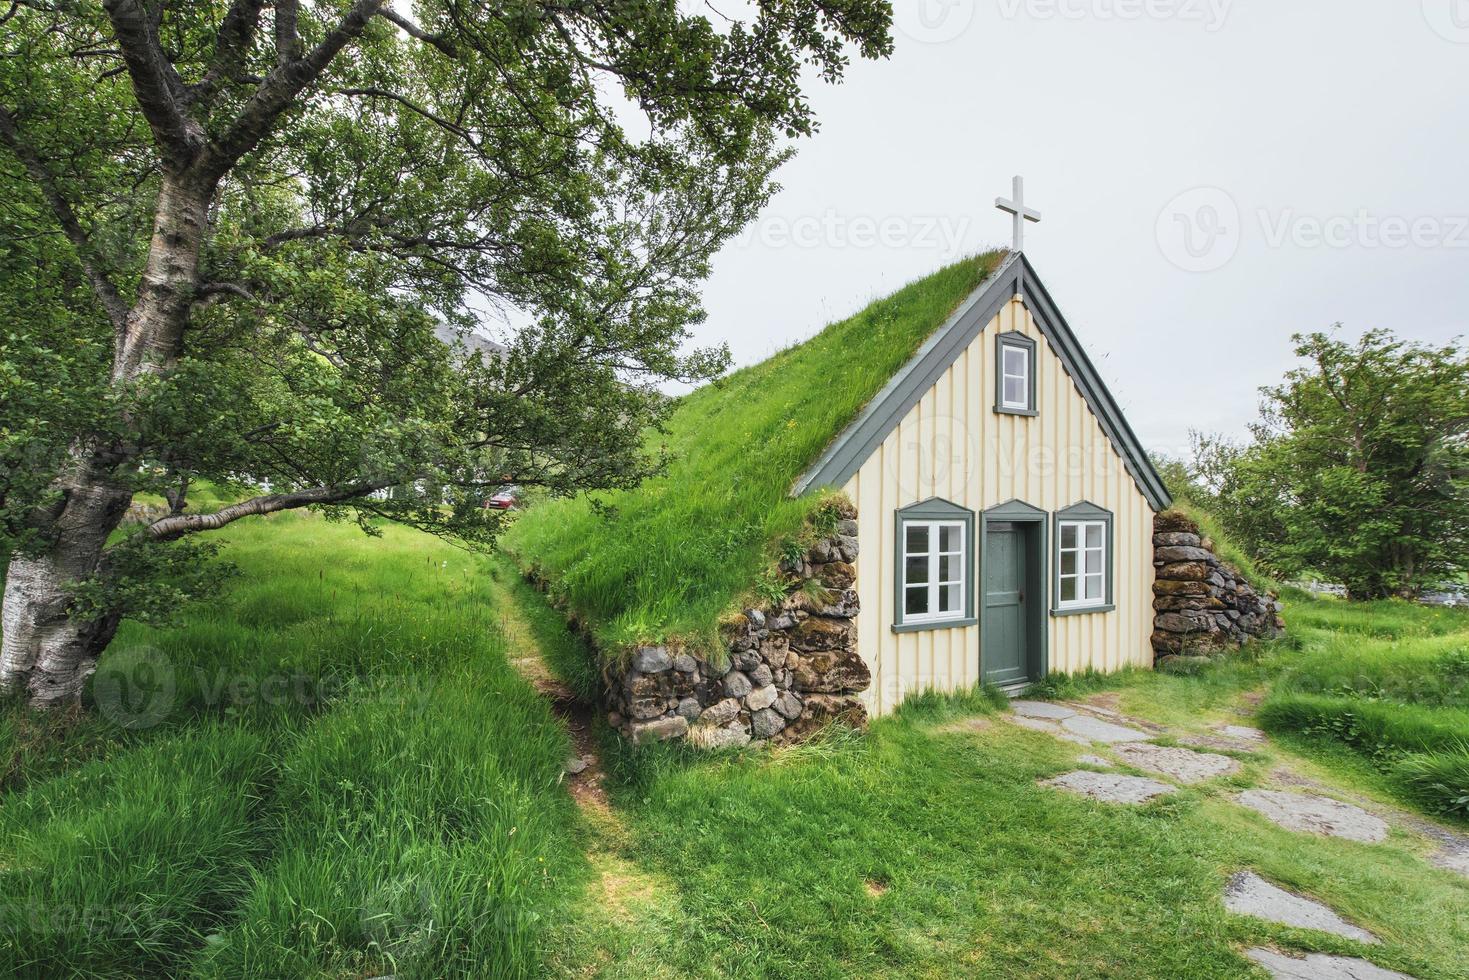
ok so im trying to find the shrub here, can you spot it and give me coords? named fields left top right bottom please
left=1399, top=750, right=1469, bottom=818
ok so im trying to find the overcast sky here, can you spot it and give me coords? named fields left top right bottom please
left=684, top=0, right=1469, bottom=458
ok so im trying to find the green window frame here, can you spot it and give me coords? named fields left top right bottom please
left=1051, top=501, right=1115, bottom=616
left=893, top=498, right=977, bottom=633
left=994, top=331, right=1038, bottom=417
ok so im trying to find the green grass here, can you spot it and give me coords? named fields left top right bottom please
left=504, top=251, right=1006, bottom=657
left=0, top=514, right=587, bottom=978
left=489, top=555, right=602, bottom=703
left=544, top=686, right=1467, bottom=980
left=1165, top=499, right=1277, bottom=593
left=1252, top=597, right=1469, bottom=819
left=5, top=512, right=1469, bottom=978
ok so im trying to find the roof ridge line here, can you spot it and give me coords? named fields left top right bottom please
left=790, top=251, right=1172, bottom=512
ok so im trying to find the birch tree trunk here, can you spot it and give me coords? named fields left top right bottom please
left=1, top=175, right=208, bottom=706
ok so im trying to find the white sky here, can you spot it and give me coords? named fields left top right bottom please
left=686, top=0, right=1469, bottom=459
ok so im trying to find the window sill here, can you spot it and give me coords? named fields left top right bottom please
left=892, top=616, right=977, bottom=634
left=1050, top=604, right=1115, bottom=618
left=994, top=406, right=1038, bottom=417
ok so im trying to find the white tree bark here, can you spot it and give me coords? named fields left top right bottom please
left=2, top=176, right=209, bottom=706
left=1, top=469, right=130, bottom=706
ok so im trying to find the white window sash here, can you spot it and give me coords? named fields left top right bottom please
left=1001, top=343, right=1031, bottom=410
left=901, top=520, right=967, bottom=624
left=1057, top=519, right=1108, bottom=609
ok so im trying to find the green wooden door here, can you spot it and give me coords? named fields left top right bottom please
left=983, top=523, right=1029, bottom=687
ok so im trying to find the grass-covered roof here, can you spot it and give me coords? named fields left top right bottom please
left=504, top=251, right=1007, bottom=654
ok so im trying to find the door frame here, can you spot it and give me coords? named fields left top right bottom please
left=979, top=499, right=1050, bottom=686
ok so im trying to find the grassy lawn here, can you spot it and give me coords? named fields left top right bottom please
left=1257, top=597, right=1469, bottom=819
left=4, top=516, right=1467, bottom=978
left=1, top=514, right=587, bottom=979
left=540, top=701, right=1468, bottom=979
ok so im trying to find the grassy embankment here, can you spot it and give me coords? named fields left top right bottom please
left=503, top=251, right=1007, bottom=659
left=3, top=513, right=1466, bottom=978
left=1153, top=476, right=1468, bottom=818
left=0, top=514, right=586, bottom=979
left=1258, top=598, right=1469, bottom=818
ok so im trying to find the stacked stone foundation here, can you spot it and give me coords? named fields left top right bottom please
left=606, top=501, right=870, bottom=747
left=1151, top=510, right=1283, bottom=660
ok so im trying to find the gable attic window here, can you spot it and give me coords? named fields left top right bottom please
left=995, top=332, right=1037, bottom=416
left=894, top=498, right=976, bottom=632
left=1052, top=502, right=1115, bottom=615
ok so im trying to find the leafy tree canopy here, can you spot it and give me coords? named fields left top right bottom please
left=0, top=0, right=894, bottom=704
left=1188, top=329, right=1469, bottom=599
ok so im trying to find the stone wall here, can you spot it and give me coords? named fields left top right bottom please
left=1151, top=510, right=1284, bottom=659
left=606, top=501, right=870, bottom=748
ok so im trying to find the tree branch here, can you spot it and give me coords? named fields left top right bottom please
left=102, top=0, right=202, bottom=170
left=337, top=86, right=476, bottom=143
left=200, top=0, right=386, bottom=180
left=144, top=479, right=396, bottom=541
left=0, top=105, right=129, bottom=329
left=186, top=0, right=267, bottom=110
left=376, top=7, right=458, bottom=58
left=274, top=0, right=300, bottom=65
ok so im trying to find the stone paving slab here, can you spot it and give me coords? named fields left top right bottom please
left=1224, top=872, right=1377, bottom=943
left=1077, top=754, right=1114, bottom=768
left=1220, top=724, right=1267, bottom=742
left=1010, top=715, right=1062, bottom=734
left=1061, top=715, right=1153, bottom=744
left=1011, top=700, right=1078, bottom=720
left=1180, top=733, right=1260, bottom=753
left=1245, top=948, right=1416, bottom=979
left=1041, top=770, right=1176, bottom=804
left=1429, top=845, right=1469, bottom=879
left=1114, top=742, right=1242, bottom=784
left=1238, top=790, right=1390, bottom=843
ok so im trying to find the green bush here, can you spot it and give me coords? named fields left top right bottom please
left=1258, top=692, right=1466, bottom=759
left=1399, top=750, right=1469, bottom=818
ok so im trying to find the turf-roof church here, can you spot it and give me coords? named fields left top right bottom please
left=510, top=229, right=1177, bottom=745
left=791, top=248, right=1171, bottom=713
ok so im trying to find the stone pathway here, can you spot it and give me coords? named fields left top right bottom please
left=1220, top=724, right=1267, bottom=742
left=1245, top=949, right=1417, bottom=980
left=1009, top=694, right=1446, bottom=979
left=1012, top=700, right=1076, bottom=720
left=1061, top=714, right=1152, bottom=743
left=1237, top=790, right=1390, bottom=844
left=1224, top=872, right=1377, bottom=944
left=1041, top=770, right=1176, bottom=804
left=1009, top=700, right=1154, bottom=745
left=1113, top=742, right=1241, bottom=784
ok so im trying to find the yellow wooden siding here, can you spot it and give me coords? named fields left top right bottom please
left=843, top=296, right=1156, bottom=716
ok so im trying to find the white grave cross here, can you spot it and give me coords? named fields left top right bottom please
left=995, top=175, right=1042, bottom=252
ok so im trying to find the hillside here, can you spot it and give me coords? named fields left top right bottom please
left=504, top=251, right=1007, bottom=655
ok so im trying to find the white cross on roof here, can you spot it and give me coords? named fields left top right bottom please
left=995, top=175, right=1042, bottom=252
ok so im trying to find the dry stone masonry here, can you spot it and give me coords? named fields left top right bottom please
left=1151, top=510, right=1284, bottom=660
left=605, top=501, right=871, bottom=748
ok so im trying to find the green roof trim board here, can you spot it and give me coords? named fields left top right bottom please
left=791, top=251, right=1173, bottom=512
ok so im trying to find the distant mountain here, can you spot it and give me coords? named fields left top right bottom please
left=433, top=322, right=505, bottom=359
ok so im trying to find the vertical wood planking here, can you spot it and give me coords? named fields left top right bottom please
left=844, top=296, right=1157, bottom=714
